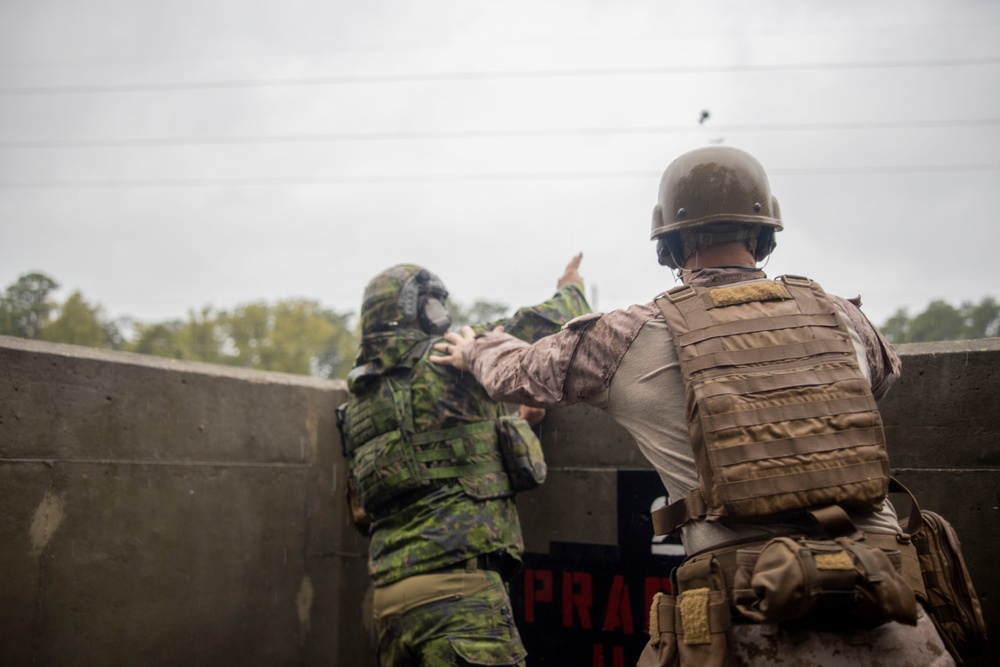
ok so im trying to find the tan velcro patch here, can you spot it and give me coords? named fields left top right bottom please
left=815, top=550, right=855, bottom=570
left=710, top=282, right=791, bottom=307
left=648, top=592, right=662, bottom=644
left=679, top=587, right=711, bottom=645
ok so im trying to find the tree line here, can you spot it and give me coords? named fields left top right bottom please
left=880, top=299, right=999, bottom=344
left=2, top=272, right=997, bottom=377
left=0, top=272, right=508, bottom=379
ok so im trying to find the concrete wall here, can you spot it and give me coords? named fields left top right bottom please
left=1, top=334, right=997, bottom=666
left=0, top=336, right=371, bottom=666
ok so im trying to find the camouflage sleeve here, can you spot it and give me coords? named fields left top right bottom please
left=830, top=294, right=902, bottom=400
left=473, top=282, right=591, bottom=343
left=465, top=316, right=597, bottom=408
left=465, top=305, right=651, bottom=408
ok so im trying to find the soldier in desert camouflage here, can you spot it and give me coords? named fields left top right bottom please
left=434, top=147, right=957, bottom=667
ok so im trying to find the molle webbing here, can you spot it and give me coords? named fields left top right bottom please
left=409, top=421, right=504, bottom=480
left=343, top=336, right=509, bottom=514
left=654, top=275, right=889, bottom=533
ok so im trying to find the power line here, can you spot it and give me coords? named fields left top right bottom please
left=1, top=57, right=997, bottom=96
left=2, top=119, right=998, bottom=149
left=2, top=165, right=998, bottom=189
left=2, top=19, right=998, bottom=70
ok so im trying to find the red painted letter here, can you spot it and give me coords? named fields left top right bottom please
left=562, top=571, right=593, bottom=629
left=602, top=575, right=634, bottom=634
left=524, top=568, right=552, bottom=624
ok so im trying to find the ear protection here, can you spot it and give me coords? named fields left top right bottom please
left=656, top=235, right=684, bottom=269
left=398, top=269, right=451, bottom=335
left=755, top=226, right=777, bottom=261
left=418, top=296, right=451, bottom=335
left=654, top=227, right=777, bottom=269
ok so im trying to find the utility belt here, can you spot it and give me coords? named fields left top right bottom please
left=425, top=550, right=520, bottom=584
left=374, top=553, right=512, bottom=621
left=639, top=524, right=924, bottom=667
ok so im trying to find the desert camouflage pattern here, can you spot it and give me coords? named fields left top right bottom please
left=728, top=608, right=954, bottom=666
left=461, top=267, right=957, bottom=665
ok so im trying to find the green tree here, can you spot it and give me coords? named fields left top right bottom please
left=129, top=320, right=185, bottom=358
left=880, top=308, right=912, bottom=345
left=219, top=299, right=357, bottom=378
left=221, top=301, right=274, bottom=369
left=907, top=300, right=965, bottom=342
left=964, top=297, right=1000, bottom=338
left=177, top=307, right=225, bottom=364
left=0, top=272, right=59, bottom=339
left=880, top=297, right=1000, bottom=343
left=41, top=291, right=111, bottom=347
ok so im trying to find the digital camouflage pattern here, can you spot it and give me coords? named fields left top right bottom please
left=475, top=282, right=589, bottom=342
left=345, top=281, right=590, bottom=587
left=375, top=571, right=527, bottom=667
left=360, top=264, right=449, bottom=336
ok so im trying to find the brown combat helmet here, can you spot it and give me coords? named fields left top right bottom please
left=651, top=146, right=783, bottom=269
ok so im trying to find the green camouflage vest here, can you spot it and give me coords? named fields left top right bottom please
left=341, top=283, right=591, bottom=585
left=341, top=333, right=512, bottom=517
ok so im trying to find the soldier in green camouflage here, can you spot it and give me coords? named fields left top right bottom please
left=338, top=255, right=590, bottom=667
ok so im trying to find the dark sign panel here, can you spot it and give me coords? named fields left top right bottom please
left=510, top=470, right=686, bottom=666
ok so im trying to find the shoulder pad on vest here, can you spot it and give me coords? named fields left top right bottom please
left=347, top=362, right=381, bottom=388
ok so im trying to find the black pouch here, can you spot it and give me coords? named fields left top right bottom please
left=494, top=415, right=546, bottom=491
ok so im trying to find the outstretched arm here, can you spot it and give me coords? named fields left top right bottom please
left=557, top=252, right=584, bottom=290
left=476, top=253, right=590, bottom=342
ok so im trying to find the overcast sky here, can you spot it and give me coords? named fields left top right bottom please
left=1, top=0, right=998, bottom=331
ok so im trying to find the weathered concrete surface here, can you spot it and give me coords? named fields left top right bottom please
left=1, top=335, right=997, bottom=666
left=0, top=336, right=371, bottom=666
left=882, top=339, right=1000, bottom=667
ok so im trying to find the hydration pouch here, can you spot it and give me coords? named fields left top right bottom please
left=732, top=536, right=917, bottom=628
left=890, top=478, right=988, bottom=663
left=494, top=414, right=547, bottom=491
left=909, top=510, right=988, bottom=663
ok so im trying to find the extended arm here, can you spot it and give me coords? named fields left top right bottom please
left=474, top=253, right=591, bottom=343
left=432, top=307, right=616, bottom=409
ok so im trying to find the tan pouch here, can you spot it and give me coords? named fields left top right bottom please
left=674, top=558, right=733, bottom=667
left=889, top=478, right=988, bottom=664
left=637, top=592, right=678, bottom=667
left=676, top=588, right=732, bottom=667
left=913, top=511, right=988, bottom=663
left=733, top=536, right=917, bottom=627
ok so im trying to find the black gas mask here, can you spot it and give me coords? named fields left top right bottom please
left=398, top=269, right=452, bottom=335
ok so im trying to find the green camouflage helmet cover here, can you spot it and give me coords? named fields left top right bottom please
left=360, top=264, right=450, bottom=336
